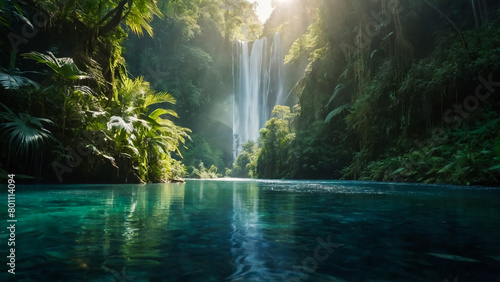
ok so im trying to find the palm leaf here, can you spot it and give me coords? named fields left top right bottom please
left=0, top=103, right=54, bottom=158
left=158, top=119, right=176, bottom=128
left=0, top=15, right=7, bottom=27
left=13, top=11, right=33, bottom=29
left=128, top=115, right=150, bottom=129
left=22, top=52, right=59, bottom=72
left=74, top=85, right=97, bottom=96
left=144, top=92, right=176, bottom=107
left=149, top=108, right=178, bottom=120
left=107, top=116, right=134, bottom=134
left=0, top=72, right=39, bottom=90
left=22, top=51, right=90, bottom=80
left=125, top=0, right=163, bottom=36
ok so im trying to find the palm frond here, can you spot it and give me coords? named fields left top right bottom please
left=74, top=85, right=97, bottom=96
left=118, top=77, right=149, bottom=106
left=128, top=115, right=151, bottom=129
left=125, top=0, right=163, bottom=36
left=0, top=72, right=39, bottom=90
left=149, top=108, right=178, bottom=120
left=0, top=103, right=54, bottom=158
left=86, top=58, right=108, bottom=88
left=144, top=92, right=176, bottom=107
left=0, top=15, right=7, bottom=27
left=22, top=51, right=90, bottom=80
left=107, top=116, right=134, bottom=134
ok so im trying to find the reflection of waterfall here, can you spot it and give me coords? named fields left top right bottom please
left=228, top=182, right=292, bottom=281
left=228, top=182, right=267, bottom=280
left=232, top=33, right=285, bottom=160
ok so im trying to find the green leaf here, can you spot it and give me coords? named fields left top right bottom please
left=438, top=162, right=455, bottom=174
left=0, top=72, right=39, bottom=90
left=324, top=104, right=351, bottom=124
left=107, top=116, right=134, bottom=134
left=392, top=167, right=405, bottom=175
left=149, top=108, right=178, bottom=120
left=489, top=164, right=500, bottom=171
left=14, top=11, right=33, bottom=29
left=144, top=92, right=176, bottom=107
left=22, top=52, right=89, bottom=80
left=0, top=103, right=54, bottom=159
left=74, top=85, right=96, bottom=96
left=326, top=84, right=345, bottom=107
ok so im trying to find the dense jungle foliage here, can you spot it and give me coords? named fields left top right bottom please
left=0, top=0, right=256, bottom=182
left=230, top=0, right=500, bottom=186
left=1, top=0, right=499, bottom=185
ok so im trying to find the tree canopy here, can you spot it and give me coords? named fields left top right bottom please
left=1, top=0, right=499, bottom=185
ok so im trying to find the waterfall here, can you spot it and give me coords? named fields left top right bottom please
left=232, top=33, right=285, bottom=160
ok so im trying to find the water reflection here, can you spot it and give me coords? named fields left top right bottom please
left=10, top=184, right=190, bottom=280
left=229, top=181, right=265, bottom=279
left=3, top=181, right=500, bottom=281
left=228, top=181, right=305, bottom=281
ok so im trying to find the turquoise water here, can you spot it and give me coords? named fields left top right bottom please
left=1, top=180, right=500, bottom=281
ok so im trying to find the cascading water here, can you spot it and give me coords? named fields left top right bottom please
left=232, top=33, right=285, bottom=160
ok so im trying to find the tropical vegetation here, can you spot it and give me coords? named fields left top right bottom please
left=231, top=0, right=500, bottom=186
left=1, top=0, right=499, bottom=185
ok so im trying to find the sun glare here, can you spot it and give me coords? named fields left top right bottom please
left=253, top=0, right=290, bottom=23
left=252, top=0, right=274, bottom=23
left=253, top=0, right=289, bottom=23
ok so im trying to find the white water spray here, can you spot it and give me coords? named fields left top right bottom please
left=232, top=33, right=285, bottom=160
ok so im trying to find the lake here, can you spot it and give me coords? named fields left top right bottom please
left=2, top=180, right=500, bottom=281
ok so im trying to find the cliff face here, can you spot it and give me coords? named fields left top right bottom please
left=249, top=0, right=500, bottom=185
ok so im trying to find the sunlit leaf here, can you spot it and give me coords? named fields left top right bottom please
left=22, top=51, right=90, bottom=80
left=144, top=92, right=176, bottom=107
left=107, top=116, right=134, bottom=134
left=149, top=108, right=179, bottom=120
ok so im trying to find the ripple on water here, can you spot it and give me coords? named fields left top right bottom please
left=6, top=182, right=500, bottom=281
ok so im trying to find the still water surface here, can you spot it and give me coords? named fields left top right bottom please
left=2, top=180, right=500, bottom=281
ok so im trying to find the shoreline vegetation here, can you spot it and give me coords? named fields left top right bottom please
left=1, top=0, right=499, bottom=186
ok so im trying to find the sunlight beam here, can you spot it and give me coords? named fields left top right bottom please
left=250, top=0, right=274, bottom=23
